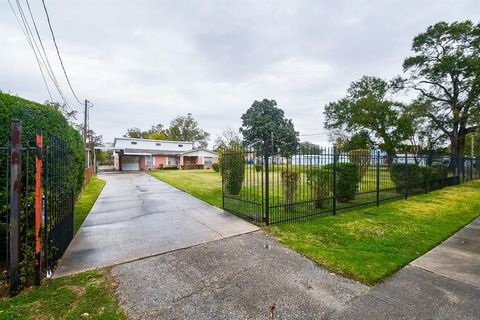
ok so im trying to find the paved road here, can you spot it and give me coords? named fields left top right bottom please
left=112, top=231, right=368, bottom=320
left=329, top=217, right=480, bottom=319
left=54, top=172, right=259, bottom=277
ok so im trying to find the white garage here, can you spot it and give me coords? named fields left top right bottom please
left=121, top=155, right=140, bottom=171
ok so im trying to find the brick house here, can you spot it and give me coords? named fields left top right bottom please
left=112, top=137, right=219, bottom=171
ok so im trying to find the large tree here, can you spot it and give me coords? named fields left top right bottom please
left=240, top=99, right=298, bottom=156
left=124, top=123, right=167, bottom=140
left=324, top=76, right=414, bottom=158
left=402, top=21, right=480, bottom=156
left=213, top=127, right=242, bottom=151
left=166, top=113, right=210, bottom=148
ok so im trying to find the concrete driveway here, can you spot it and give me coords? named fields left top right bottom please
left=54, top=172, right=258, bottom=277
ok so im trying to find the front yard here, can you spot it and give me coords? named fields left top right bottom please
left=149, top=169, right=480, bottom=285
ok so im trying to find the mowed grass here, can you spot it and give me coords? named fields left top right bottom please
left=149, top=169, right=223, bottom=207
left=74, top=175, right=106, bottom=233
left=0, top=269, right=126, bottom=319
left=268, top=180, right=480, bottom=285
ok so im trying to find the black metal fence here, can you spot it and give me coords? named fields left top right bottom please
left=1, top=121, right=75, bottom=295
left=221, top=145, right=480, bottom=225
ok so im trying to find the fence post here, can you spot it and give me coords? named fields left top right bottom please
left=333, top=146, right=337, bottom=215
left=470, top=157, right=473, bottom=181
left=35, top=131, right=43, bottom=286
left=404, top=153, right=408, bottom=200
left=264, top=146, right=270, bottom=225
left=441, top=156, right=445, bottom=187
left=9, top=120, right=22, bottom=295
left=221, top=153, right=225, bottom=210
left=376, top=150, right=380, bottom=206
left=425, top=156, right=429, bottom=194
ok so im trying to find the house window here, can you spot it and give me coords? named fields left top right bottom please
left=204, top=157, right=213, bottom=165
left=145, top=156, right=153, bottom=166
left=131, top=141, right=137, bottom=145
left=156, top=143, right=161, bottom=146
left=178, top=144, right=183, bottom=147
left=168, top=157, right=179, bottom=165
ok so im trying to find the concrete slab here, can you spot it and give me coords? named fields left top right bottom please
left=411, top=217, right=480, bottom=287
left=112, top=231, right=368, bottom=320
left=329, top=266, right=480, bottom=320
left=54, top=172, right=258, bottom=277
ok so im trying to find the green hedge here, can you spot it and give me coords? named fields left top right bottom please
left=390, top=163, right=449, bottom=192
left=212, top=163, right=220, bottom=172
left=0, top=93, right=85, bottom=193
left=219, top=146, right=245, bottom=195
left=306, top=167, right=332, bottom=208
left=281, top=170, right=300, bottom=212
left=324, top=162, right=358, bottom=202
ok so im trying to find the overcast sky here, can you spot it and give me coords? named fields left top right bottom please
left=1, top=0, right=479, bottom=146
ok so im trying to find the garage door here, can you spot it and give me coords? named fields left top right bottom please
left=122, top=156, right=140, bottom=171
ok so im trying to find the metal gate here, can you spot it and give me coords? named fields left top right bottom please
left=1, top=121, right=75, bottom=295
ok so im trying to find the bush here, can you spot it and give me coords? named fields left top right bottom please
left=389, top=163, right=425, bottom=192
left=348, top=149, right=371, bottom=182
left=219, top=146, right=245, bottom=195
left=212, top=163, right=220, bottom=172
left=306, top=167, right=332, bottom=208
left=254, top=164, right=262, bottom=172
left=324, top=162, right=358, bottom=202
left=281, top=170, right=300, bottom=212
left=163, top=166, right=179, bottom=170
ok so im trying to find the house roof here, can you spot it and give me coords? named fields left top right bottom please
left=123, top=149, right=181, bottom=156
left=180, top=148, right=219, bottom=156
left=113, top=137, right=193, bottom=146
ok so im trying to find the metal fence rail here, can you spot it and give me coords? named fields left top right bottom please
left=1, top=121, right=75, bottom=295
left=221, top=145, right=480, bottom=225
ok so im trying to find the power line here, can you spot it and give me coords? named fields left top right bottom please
left=23, top=0, right=74, bottom=109
left=7, top=0, right=53, bottom=101
left=41, top=0, right=83, bottom=105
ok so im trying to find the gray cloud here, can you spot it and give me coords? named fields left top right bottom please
left=1, top=0, right=478, bottom=145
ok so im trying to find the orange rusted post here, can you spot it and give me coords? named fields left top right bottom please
left=35, top=131, right=43, bottom=285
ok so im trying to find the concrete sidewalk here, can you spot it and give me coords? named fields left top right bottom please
left=54, top=172, right=258, bottom=277
left=329, top=217, right=480, bottom=319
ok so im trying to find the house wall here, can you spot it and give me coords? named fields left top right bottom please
left=114, top=153, right=120, bottom=170
left=114, top=138, right=193, bottom=152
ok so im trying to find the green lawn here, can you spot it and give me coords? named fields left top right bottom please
left=0, top=269, right=126, bottom=319
left=74, top=175, right=106, bottom=233
left=149, top=169, right=223, bottom=207
left=269, top=180, right=480, bottom=285
left=149, top=169, right=480, bottom=285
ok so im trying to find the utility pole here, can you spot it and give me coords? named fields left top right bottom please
left=84, top=99, right=88, bottom=166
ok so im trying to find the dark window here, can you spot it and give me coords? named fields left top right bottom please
left=131, top=141, right=137, bottom=145
left=178, top=144, right=183, bottom=147
left=156, top=143, right=161, bottom=146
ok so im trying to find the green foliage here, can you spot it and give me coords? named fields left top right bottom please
left=306, top=167, right=332, bottom=208
left=125, top=124, right=167, bottom=140
left=240, top=99, right=298, bottom=156
left=402, top=21, right=480, bottom=156
left=219, top=146, right=245, bottom=195
left=348, top=149, right=371, bottom=181
left=166, top=113, right=210, bottom=148
left=324, top=76, right=414, bottom=158
left=389, top=163, right=425, bottom=192
left=0, top=93, right=84, bottom=192
left=341, top=131, right=373, bottom=152
left=281, top=170, right=300, bottom=212
left=162, top=166, right=179, bottom=170
left=212, top=163, right=220, bottom=172
left=254, top=164, right=262, bottom=172
left=298, top=141, right=321, bottom=154
left=325, top=162, right=359, bottom=202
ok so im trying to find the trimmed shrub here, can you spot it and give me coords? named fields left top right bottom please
left=389, top=163, right=424, bottom=192
left=324, top=162, right=359, bottom=202
left=281, top=170, right=300, bottom=212
left=219, top=146, right=245, bottom=195
left=163, top=166, right=179, bottom=170
left=348, top=149, right=371, bottom=182
left=212, top=163, right=220, bottom=172
left=306, top=167, right=332, bottom=208
left=254, top=164, right=262, bottom=172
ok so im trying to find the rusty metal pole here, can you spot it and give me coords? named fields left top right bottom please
left=35, top=131, right=43, bottom=286
left=9, top=120, right=22, bottom=295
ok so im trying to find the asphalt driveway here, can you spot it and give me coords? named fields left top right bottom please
left=54, top=172, right=258, bottom=277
